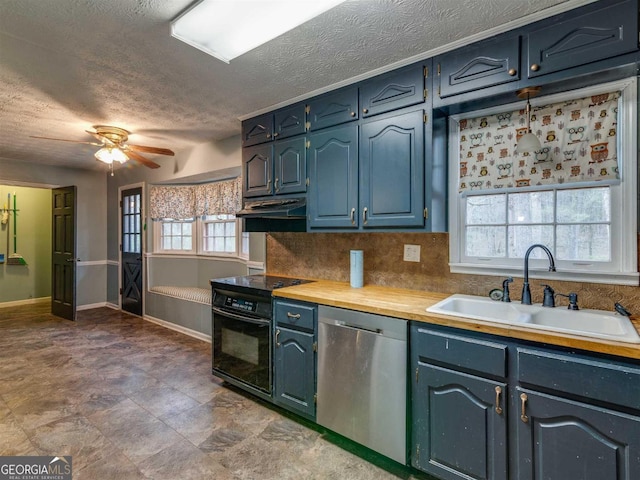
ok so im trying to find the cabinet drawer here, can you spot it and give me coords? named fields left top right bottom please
left=275, top=300, right=316, bottom=331
left=517, top=348, right=640, bottom=410
left=412, top=326, right=507, bottom=378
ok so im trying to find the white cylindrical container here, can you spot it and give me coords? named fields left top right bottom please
left=350, top=250, right=363, bottom=288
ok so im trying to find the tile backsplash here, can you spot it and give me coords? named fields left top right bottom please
left=266, top=232, right=640, bottom=313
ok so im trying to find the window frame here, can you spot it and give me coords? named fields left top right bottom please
left=197, top=214, right=246, bottom=258
left=448, top=77, right=638, bottom=285
left=153, top=218, right=197, bottom=255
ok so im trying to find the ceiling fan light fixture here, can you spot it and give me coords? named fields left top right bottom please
left=171, top=0, right=348, bottom=63
left=95, top=146, right=128, bottom=164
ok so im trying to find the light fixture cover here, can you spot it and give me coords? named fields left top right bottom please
left=516, top=132, right=542, bottom=154
left=95, top=147, right=128, bottom=164
left=171, top=0, right=347, bottom=63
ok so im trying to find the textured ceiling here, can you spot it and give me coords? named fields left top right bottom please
left=0, top=0, right=579, bottom=171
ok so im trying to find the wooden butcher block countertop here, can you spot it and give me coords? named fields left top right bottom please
left=273, top=280, right=640, bottom=361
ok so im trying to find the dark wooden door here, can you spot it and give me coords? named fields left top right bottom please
left=360, top=109, right=425, bottom=228
left=51, top=186, right=76, bottom=320
left=413, top=363, right=508, bottom=480
left=273, top=136, right=306, bottom=195
left=274, top=326, right=316, bottom=419
left=242, top=144, right=273, bottom=198
left=516, top=388, right=640, bottom=480
left=121, top=187, right=143, bottom=316
left=308, top=123, right=359, bottom=229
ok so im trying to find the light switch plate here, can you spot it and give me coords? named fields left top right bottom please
left=403, top=244, right=421, bottom=262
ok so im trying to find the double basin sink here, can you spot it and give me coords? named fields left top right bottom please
left=427, top=294, right=640, bottom=344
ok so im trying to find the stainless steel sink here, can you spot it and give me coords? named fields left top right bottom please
left=426, top=294, right=640, bottom=344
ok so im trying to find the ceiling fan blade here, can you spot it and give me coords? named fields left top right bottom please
left=30, top=135, right=101, bottom=146
left=126, top=144, right=175, bottom=156
left=124, top=149, right=161, bottom=169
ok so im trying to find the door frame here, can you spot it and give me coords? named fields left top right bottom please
left=118, top=182, right=145, bottom=314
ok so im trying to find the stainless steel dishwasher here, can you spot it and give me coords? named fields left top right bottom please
left=317, top=305, right=407, bottom=464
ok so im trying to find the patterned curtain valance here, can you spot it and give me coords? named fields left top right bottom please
left=458, top=91, right=620, bottom=193
left=195, top=177, right=242, bottom=216
left=149, top=185, right=196, bottom=220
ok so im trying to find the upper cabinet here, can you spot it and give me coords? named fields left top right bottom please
left=242, top=143, right=273, bottom=198
left=525, top=0, right=638, bottom=79
left=359, top=64, right=426, bottom=117
left=307, top=87, right=359, bottom=131
left=436, top=35, right=521, bottom=99
left=242, top=103, right=306, bottom=147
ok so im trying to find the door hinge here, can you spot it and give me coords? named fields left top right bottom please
left=437, top=63, right=441, bottom=75
left=423, top=66, right=428, bottom=78
left=119, top=244, right=122, bottom=251
left=423, top=88, right=428, bottom=99
left=313, top=341, right=318, bottom=352
left=119, top=287, right=123, bottom=295
left=423, top=113, right=428, bottom=124
left=306, top=177, right=310, bottom=186
left=314, top=393, right=317, bottom=404
left=415, top=366, right=419, bottom=383
left=305, top=105, right=310, bottom=114
left=305, top=121, right=311, bottom=131
left=416, top=444, right=420, bottom=464
left=424, top=208, right=429, bottom=219
left=119, top=200, right=122, bottom=208
left=305, top=140, right=310, bottom=149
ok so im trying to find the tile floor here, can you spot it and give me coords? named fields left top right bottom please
left=0, top=304, right=431, bottom=480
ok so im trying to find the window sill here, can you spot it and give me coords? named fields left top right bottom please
left=450, top=263, right=640, bottom=286
left=146, top=252, right=248, bottom=262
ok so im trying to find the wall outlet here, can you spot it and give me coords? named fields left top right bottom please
left=403, top=244, right=421, bottom=262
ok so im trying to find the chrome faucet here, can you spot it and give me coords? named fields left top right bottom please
left=522, top=244, right=556, bottom=305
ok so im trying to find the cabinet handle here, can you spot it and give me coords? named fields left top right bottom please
left=275, top=328, right=281, bottom=347
left=286, top=312, right=301, bottom=319
left=495, top=386, right=503, bottom=415
left=508, top=68, right=517, bottom=76
left=350, top=207, right=356, bottom=225
left=530, top=63, right=540, bottom=72
left=520, top=393, right=529, bottom=423
left=362, top=108, right=369, bottom=114
left=363, top=207, right=368, bottom=225
left=350, top=111, right=356, bottom=117
left=274, top=178, right=280, bottom=192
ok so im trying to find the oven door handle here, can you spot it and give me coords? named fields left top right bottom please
left=212, top=306, right=271, bottom=326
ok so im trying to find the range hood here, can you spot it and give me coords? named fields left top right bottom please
left=237, top=197, right=307, bottom=232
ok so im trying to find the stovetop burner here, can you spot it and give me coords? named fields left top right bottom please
left=210, top=274, right=312, bottom=293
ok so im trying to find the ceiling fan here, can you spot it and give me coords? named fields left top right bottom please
left=30, top=125, right=174, bottom=170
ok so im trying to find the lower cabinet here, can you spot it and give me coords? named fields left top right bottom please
left=273, top=299, right=317, bottom=420
left=411, top=323, right=640, bottom=480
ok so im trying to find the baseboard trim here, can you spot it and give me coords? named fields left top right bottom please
left=0, top=297, right=50, bottom=308
left=105, top=302, right=120, bottom=310
left=144, top=314, right=211, bottom=343
left=77, top=302, right=109, bottom=311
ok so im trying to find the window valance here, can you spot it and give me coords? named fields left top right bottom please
left=458, top=91, right=620, bottom=193
left=149, top=177, right=241, bottom=219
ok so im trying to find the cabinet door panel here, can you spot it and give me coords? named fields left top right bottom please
left=437, top=35, right=520, bottom=98
left=242, top=113, right=274, bottom=147
left=274, top=103, right=306, bottom=140
left=413, top=363, right=508, bottom=480
left=274, top=327, right=315, bottom=419
left=307, top=87, right=358, bottom=131
left=516, top=388, right=640, bottom=480
left=308, top=124, right=359, bottom=228
left=242, top=144, right=272, bottom=198
left=526, top=0, right=638, bottom=78
left=274, top=136, right=306, bottom=195
left=360, top=109, right=424, bottom=227
left=360, top=64, right=425, bottom=117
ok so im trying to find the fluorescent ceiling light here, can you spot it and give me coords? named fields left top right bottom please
left=171, top=0, right=347, bottom=63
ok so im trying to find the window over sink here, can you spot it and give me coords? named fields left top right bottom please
left=448, top=78, right=638, bottom=285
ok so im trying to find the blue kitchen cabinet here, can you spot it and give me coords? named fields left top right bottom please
left=360, top=63, right=426, bottom=117
left=525, top=0, right=638, bottom=79
left=307, top=87, right=359, bottom=131
left=242, top=103, right=306, bottom=147
left=308, top=123, right=359, bottom=228
left=242, top=143, right=272, bottom=198
left=273, top=136, right=306, bottom=195
left=359, top=109, right=425, bottom=228
left=435, top=34, right=520, bottom=99
left=273, top=300, right=317, bottom=420
left=411, top=325, right=508, bottom=480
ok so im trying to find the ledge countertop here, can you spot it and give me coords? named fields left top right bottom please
left=273, top=279, right=640, bottom=361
